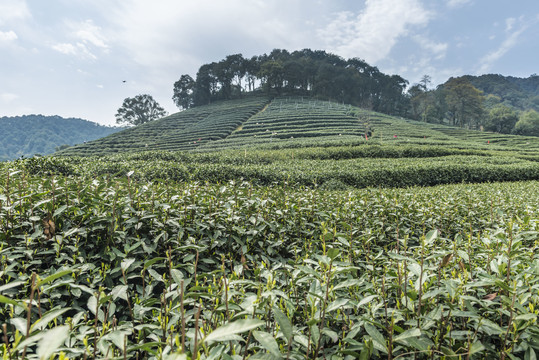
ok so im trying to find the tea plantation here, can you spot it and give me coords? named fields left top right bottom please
left=2, top=97, right=539, bottom=359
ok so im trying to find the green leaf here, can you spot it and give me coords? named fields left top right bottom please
left=104, top=330, right=130, bottom=350
left=143, top=257, right=166, bottom=269
left=525, top=347, right=537, bottom=360
left=424, top=229, right=438, bottom=245
left=326, top=298, right=349, bottom=312
left=468, top=341, right=485, bottom=355
left=515, top=313, right=537, bottom=321
left=0, top=294, right=23, bottom=308
left=273, top=307, right=293, bottom=342
left=480, top=319, right=503, bottom=335
left=31, top=308, right=71, bottom=331
left=327, top=248, right=340, bottom=260
left=394, top=328, right=421, bottom=344
left=37, top=326, right=69, bottom=360
left=358, top=294, right=378, bottom=306
left=52, top=205, right=67, bottom=218
left=111, top=285, right=129, bottom=301
left=10, top=317, right=27, bottom=335
left=203, top=319, right=264, bottom=344
left=170, top=268, right=184, bottom=285
left=121, top=258, right=136, bottom=272
left=253, top=331, right=282, bottom=358
left=163, top=355, right=188, bottom=360
left=364, top=323, right=387, bottom=353
left=37, top=269, right=73, bottom=287
left=0, top=280, right=25, bottom=294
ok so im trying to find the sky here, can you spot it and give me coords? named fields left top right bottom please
left=1, top=0, right=538, bottom=126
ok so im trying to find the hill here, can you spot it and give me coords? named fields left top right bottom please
left=57, top=95, right=539, bottom=157
left=462, top=74, right=539, bottom=111
left=0, top=114, right=124, bottom=161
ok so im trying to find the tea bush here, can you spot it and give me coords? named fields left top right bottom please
left=1, top=165, right=539, bottom=358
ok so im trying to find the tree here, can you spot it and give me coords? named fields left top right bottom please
left=484, top=105, right=518, bottom=134
left=172, top=75, right=195, bottom=110
left=443, top=77, right=485, bottom=128
left=115, top=94, right=167, bottom=126
left=513, top=109, right=539, bottom=136
left=258, top=60, right=284, bottom=94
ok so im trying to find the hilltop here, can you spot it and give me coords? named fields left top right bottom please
left=0, top=115, right=124, bottom=161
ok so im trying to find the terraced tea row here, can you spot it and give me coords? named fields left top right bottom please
left=58, top=96, right=270, bottom=156
left=57, top=95, right=539, bottom=156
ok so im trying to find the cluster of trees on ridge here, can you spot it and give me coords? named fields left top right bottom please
left=408, top=74, right=539, bottom=136
left=172, top=49, right=409, bottom=116
left=114, top=49, right=539, bottom=136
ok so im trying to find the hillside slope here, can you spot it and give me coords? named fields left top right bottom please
left=57, top=96, right=539, bottom=157
left=0, top=115, right=123, bottom=161
left=463, top=74, right=539, bottom=111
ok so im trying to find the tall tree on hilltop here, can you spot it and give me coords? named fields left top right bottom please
left=115, top=94, right=167, bottom=126
left=193, top=64, right=217, bottom=106
left=172, top=74, right=195, bottom=110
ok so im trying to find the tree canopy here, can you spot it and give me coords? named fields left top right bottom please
left=116, top=94, right=167, bottom=126
left=513, top=109, right=539, bottom=136
left=173, top=49, right=409, bottom=117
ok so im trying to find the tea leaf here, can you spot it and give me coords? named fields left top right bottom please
left=203, top=319, right=264, bottom=343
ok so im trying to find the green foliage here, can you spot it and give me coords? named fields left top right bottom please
left=513, top=109, right=539, bottom=136
left=1, top=165, right=539, bottom=358
left=0, top=115, right=123, bottom=161
left=484, top=105, right=519, bottom=134
left=443, top=77, right=485, bottom=128
left=186, top=49, right=409, bottom=116
left=172, top=74, right=195, bottom=110
left=465, top=73, right=539, bottom=112
left=116, top=94, right=167, bottom=126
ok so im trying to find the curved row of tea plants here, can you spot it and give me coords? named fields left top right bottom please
left=18, top=149, right=539, bottom=189
left=58, top=97, right=270, bottom=156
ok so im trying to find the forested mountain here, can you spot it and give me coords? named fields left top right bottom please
left=0, top=115, right=124, bottom=161
left=406, top=74, right=539, bottom=136
left=464, top=74, right=539, bottom=111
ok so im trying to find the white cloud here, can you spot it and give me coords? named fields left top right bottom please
left=0, top=0, right=30, bottom=25
left=0, top=93, right=19, bottom=103
left=0, top=30, right=18, bottom=44
left=70, top=20, right=109, bottom=50
left=413, top=35, right=448, bottom=59
left=103, top=1, right=307, bottom=70
left=478, top=19, right=527, bottom=74
left=505, top=17, right=516, bottom=32
left=52, top=42, right=97, bottom=60
left=318, top=0, right=432, bottom=63
left=446, top=0, right=472, bottom=9
left=51, top=20, right=108, bottom=60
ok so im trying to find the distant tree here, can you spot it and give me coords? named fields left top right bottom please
left=419, top=74, right=432, bottom=90
left=443, top=77, right=485, bottom=128
left=513, top=109, right=539, bottom=136
left=172, top=74, right=195, bottom=110
left=115, top=94, right=167, bottom=126
left=484, top=105, right=519, bottom=134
